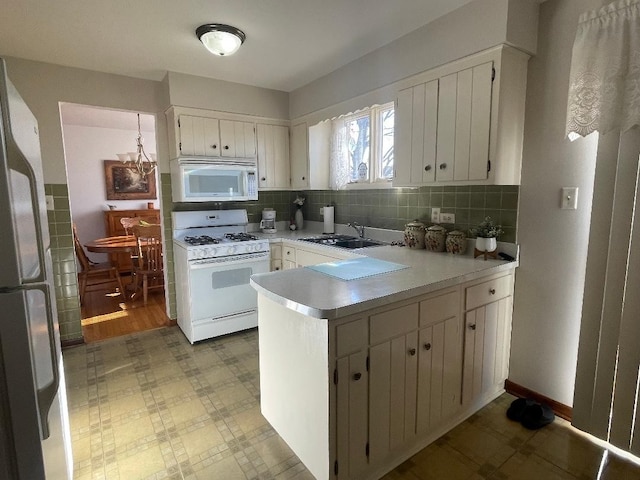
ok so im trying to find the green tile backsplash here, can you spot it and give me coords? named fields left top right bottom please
left=45, top=183, right=82, bottom=342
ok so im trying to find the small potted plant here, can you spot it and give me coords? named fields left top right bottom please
left=470, top=216, right=503, bottom=252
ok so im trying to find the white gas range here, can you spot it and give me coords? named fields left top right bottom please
left=172, top=209, right=270, bottom=343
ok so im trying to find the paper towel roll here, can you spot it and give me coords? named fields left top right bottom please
left=323, top=206, right=335, bottom=234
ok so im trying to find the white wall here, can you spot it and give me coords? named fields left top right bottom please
left=289, top=0, right=539, bottom=120
left=3, top=57, right=166, bottom=183
left=509, top=0, right=608, bottom=406
left=63, top=123, right=158, bottom=259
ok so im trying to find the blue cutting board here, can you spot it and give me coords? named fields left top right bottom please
left=307, top=257, right=409, bottom=281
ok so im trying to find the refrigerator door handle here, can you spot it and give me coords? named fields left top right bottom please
left=7, top=146, right=48, bottom=285
left=24, top=284, right=59, bottom=439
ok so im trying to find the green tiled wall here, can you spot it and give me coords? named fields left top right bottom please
left=44, top=184, right=82, bottom=341
left=171, top=185, right=519, bottom=243
left=160, top=174, right=177, bottom=319
left=294, top=185, right=519, bottom=243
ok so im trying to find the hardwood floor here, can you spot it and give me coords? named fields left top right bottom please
left=80, top=277, right=171, bottom=343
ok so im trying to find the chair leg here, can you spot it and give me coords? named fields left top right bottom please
left=143, top=275, right=148, bottom=306
left=112, top=268, right=125, bottom=296
left=79, top=273, right=87, bottom=305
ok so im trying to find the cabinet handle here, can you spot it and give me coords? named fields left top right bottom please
left=408, top=348, right=417, bottom=356
left=439, top=163, right=447, bottom=170
left=261, top=177, right=266, bottom=181
left=424, top=165, right=432, bottom=172
left=469, top=324, right=477, bottom=330
left=211, top=144, right=217, bottom=149
left=224, top=145, right=230, bottom=150
left=424, top=343, right=431, bottom=351
left=353, top=372, right=362, bottom=381
left=489, top=288, right=496, bottom=295
left=302, top=176, right=306, bottom=180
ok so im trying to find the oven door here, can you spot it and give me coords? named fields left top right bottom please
left=188, top=252, right=269, bottom=322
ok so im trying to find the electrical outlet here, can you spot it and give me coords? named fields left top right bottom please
left=440, top=212, right=455, bottom=224
left=431, top=207, right=441, bottom=223
left=45, top=195, right=54, bottom=211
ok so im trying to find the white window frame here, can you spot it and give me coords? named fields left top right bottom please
left=341, top=102, right=394, bottom=188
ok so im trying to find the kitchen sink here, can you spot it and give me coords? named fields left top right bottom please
left=300, top=235, right=386, bottom=249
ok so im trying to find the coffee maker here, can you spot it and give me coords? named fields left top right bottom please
left=260, top=208, right=277, bottom=233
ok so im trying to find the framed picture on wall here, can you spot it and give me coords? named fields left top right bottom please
left=104, top=160, right=157, bottom=200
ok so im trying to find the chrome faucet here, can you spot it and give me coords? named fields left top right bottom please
left=347, top=222, right=365, bottom=238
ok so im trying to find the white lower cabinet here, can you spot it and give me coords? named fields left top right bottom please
left=332, top=275, right=513, bottom=479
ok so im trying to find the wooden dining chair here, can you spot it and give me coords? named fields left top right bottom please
left=72, top=223, right=125, bottom=304
left=130, top=224, right=164, bottom=306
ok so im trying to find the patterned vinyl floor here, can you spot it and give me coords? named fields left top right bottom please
left=63, top=326, right=640, bottom=480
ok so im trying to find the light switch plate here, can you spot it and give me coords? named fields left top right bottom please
left=45, top=195, right=54, bottom=211
left=561, top=187, right=578, bottom=210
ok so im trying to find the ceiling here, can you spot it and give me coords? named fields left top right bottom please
left=60, top=104, right=155, bottom=132
left=0, top=0, right=476, bottom=93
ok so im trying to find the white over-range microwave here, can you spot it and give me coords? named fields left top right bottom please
left=170, top=158, right=258, bottom=202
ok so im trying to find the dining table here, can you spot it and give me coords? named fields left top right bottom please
left=84, top=235, right=138, bottom=254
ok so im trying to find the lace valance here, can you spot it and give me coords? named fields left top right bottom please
left=566, top=0, right=640, bottom=139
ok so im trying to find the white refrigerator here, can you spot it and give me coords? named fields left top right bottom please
left=0, top=58, right=73, bottom=479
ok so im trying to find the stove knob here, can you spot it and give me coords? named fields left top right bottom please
left=226, top=246, right=236, bottom=256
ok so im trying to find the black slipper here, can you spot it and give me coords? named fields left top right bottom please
left=506, top=398, right=536, bottom=421
left=521, top=402, right=555, bottom=430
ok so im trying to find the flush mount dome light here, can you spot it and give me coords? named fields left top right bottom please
left=196, top=24, right=246, bottom=56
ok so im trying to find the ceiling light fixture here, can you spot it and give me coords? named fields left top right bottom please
left=116, top=114, right=157, bottom=177
left=196, top=24, right=246, bottom=56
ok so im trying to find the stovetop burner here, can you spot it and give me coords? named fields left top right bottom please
left=224, top=232, right=258, bottom=242
left=183, top=235, right=219, bottom=246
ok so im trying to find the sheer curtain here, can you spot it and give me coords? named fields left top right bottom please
left=329, top=117, right=350, bottom=190
left=566, top=0, right=640, bottom=139
left=568, top=0, right=640, bottom=456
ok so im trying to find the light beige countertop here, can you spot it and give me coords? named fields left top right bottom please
left=250, top=228, right=518, bottom=319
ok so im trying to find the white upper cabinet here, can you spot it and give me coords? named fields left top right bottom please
left=256, top=124, right=290, bottom=189
left=393, top=45, right=529, bottom=186
left=166, top=107, right=257, bottom=161
left=290, top=122, right=310, bottom=190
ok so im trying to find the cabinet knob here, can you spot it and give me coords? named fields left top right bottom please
left=469, top=324, right=477, bottom=330
left=409, top=348, right=417, bottom=356
left=353, top=372, right=362, bottom=381
left=439, top=163, right=447, bottom=170
left=489, top=288, right=496, bottom=295
left=302, top=176, right=306, bottom=181
left=424, top=165, right=432, bottom=172
left=224, top=145, right=230, bottom=150
left=211, top=144, right=217, bottom=149
left=424, top=343, right=431, bottom=351
left=261, top=177, right=266, bottom=181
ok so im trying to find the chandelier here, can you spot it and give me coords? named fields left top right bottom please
left=116, top=114, right=157, bottom=177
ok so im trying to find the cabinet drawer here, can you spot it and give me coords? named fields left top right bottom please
left=270, top=245, right=282, bottom=260
left=370, top=303, right=419, bottom=345
left=420, top=289, right=459, bottom=327
left=296, top=249, right=336, bottom=267
left=283, top=247, right=296, bottom=262
left=336, top=318, right=368, bottom=357
left=465, top=275, right=513, bottom=310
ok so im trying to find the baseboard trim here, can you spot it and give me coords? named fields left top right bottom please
left=166, top=318, right=178, bottom=327
left=61, top=337, right=85, bottom=349
left=505, top=379, right=573, bottom=421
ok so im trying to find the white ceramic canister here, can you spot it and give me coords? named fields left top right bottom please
left=425, top=225, right=447, bottom=252
left=446, top=230, right=467, bottom=254
left=404, top=220, right=426, bottom=249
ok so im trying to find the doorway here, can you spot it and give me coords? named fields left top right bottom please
left=60, top=103, right=170, bottom=342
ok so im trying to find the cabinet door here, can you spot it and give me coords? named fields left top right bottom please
left=178, top=116, right=220, bottom=157
left=462, top=296, right=512, bottom=406
left=257, top=124, right=290, bottom=189
left=336, top=350, right=368, bottom=479
left=220, top=120, right=256, bottom=158
left=369, top=331, right=418, bottom=460
left=394, top=81, right=438, bottom=187
left=416, top=316, right=461, bottom=434
left=437, top=62, right=493, bottom=182
left=290, top=123, right=309, bottom=189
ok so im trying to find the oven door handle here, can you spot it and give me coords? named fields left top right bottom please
left=189, top=253, right=270, bottom=269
